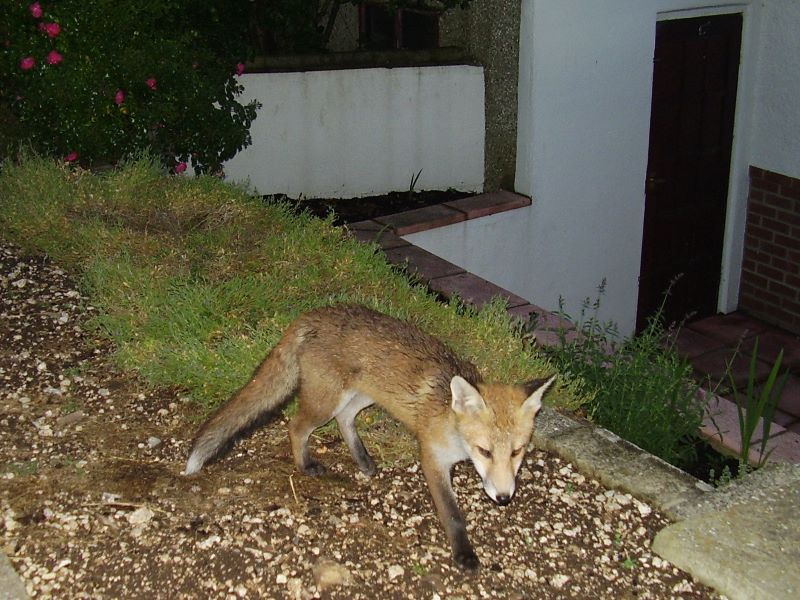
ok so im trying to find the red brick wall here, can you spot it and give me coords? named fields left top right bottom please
left=739, top=166, right=800, bottom=333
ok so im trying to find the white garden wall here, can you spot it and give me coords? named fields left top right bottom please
left=223, top=66, right=485, bottom=198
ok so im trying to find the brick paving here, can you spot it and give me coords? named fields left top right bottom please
left=677, top=312, right=800, bottom=463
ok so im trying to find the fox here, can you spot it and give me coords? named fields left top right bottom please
left=184, top=304, right=555, bottom=571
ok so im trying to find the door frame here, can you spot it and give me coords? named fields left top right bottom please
left=654, top=2, right=760, bottom=315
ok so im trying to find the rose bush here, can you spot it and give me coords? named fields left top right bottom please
left=0, top=1, right=259, bottom=173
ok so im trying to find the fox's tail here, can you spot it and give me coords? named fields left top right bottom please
left=184, top=323, right=306, bottom=475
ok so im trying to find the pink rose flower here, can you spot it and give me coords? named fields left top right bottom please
left=20, top=56, right=36, bottom=71
left=65, top=152, right=78, bottom=162
left=29, top=2, right=43, bottom=18
left=146, top=78, right=157, bottom=91
left=114, top=89, right=125, bottom=105
left=174, top=162, right=187, bottom=174
left=235, top=62, right=245, bottom=76
left=39, top=22, right=61, bottom=38
left=46, top=50, right=63, bottom=65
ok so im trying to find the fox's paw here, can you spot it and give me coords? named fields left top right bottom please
left=302, top=460, right=327, bottom=477
left=358, top=456, right=377, bottom=477
left=454, top=548, right=480, bottom=572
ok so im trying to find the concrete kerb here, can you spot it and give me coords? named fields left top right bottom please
left=533, top=405, right=800, bottom=600
left=0, top=551, right=27, bottom=600
left=531, top=406, right=712, bottom=522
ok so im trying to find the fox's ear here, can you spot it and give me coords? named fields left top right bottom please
left=521, top=375, right=556, bottom=415
left=450, top=376, right=486, bottom=415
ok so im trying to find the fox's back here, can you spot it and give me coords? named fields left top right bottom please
left=293, top=305, right=480, bottom=420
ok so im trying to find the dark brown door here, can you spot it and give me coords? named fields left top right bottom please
left=636, top=14, right=742, bottom=331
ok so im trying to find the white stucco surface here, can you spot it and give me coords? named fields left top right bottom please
left=749, top=0, right=800, bottom=180
left=412, top=1, right=657, bottom=334
left=223, top=66, right=485, bottom=198
left=410, top=1, right=790, bottom=335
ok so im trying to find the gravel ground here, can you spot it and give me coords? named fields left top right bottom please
left=0, top=241, right=721, bottom=599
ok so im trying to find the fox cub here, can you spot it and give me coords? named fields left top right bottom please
left=185, top=304, right=555, bottom=570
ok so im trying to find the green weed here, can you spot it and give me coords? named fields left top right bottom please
left=4, top=461, right=39, bottom=477
left=542, top=284, right=705, bottom=469
left=62, top=398, right=83, bottom=415
left=728, top=339, right=788, bottom=468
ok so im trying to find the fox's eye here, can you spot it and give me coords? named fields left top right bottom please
left=477, top=446, right=492, bottom=459
left=511, top=447, right=524, bottom=458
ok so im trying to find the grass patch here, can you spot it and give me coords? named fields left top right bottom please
left=0, top=155, right=581, bottom=412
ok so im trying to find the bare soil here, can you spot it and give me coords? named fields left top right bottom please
left=286, top=189, right=469, bottom=225
left=0, top=241, right=720, bottom=599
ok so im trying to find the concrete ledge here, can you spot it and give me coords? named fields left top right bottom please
left=0, top=551, right=28, bottom=599
left=377, top=204, right=467, bottom=236
left=427, top=272, right=529, bottom=309
left=532, top=407, right=712, bottom=521
left=653, top=463, right=800, bottom=600
left=372, top=190, right=531, bottom=236
left=346, top=220, right=410, bottom=250
left=246, top=47, right=475, bottom=73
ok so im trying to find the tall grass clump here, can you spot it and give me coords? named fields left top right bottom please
left=542, top=287, right=705, bottom=468
left=0, top=155, right=581, bottom=412
left=728, top=339, right=788, bottom=469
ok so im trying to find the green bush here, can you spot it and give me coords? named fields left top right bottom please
left=542, top=289, right=705, bottom=468
left=0, top=1, right=258, bottom=172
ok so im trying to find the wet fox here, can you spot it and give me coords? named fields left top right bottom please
left=185, top=304, right=555, bottom=570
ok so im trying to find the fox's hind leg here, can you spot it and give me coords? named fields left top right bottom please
left=288, top=389, right=336, bottom=476
left=335, top=391, right=376, bottom=476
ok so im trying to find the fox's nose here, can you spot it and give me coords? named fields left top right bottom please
left=495, top=494, right=512, bottom=506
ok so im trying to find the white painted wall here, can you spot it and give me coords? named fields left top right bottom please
left=749, top=0, right=800, bottom=180
left=411, top=1, right=656, bottom=334
left=409, top=1, right=778, bottom=335
left=223, top=66, right=485, bottom=198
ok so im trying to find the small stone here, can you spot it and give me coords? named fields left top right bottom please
left=127, top=506, right=155, bottom=525
left=312, top=559, right=353, bottom=590
left=102, top=492, right=122, bottom=504
left=147, top=436, right=162, bottom=448
left=56, top=411, right=85, bottom=428
left=387, top=565, right=404, bottom=581
left=286, top=577, right=303, bottom=597
left=197, top=534, right=220, bottom=550
left=549, top=574, right=570, bottom=589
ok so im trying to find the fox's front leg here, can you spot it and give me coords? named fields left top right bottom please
left=420, top=446, right=479, bottom=571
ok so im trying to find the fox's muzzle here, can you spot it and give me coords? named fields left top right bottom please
left=495, top=494, right=512, bottom=506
